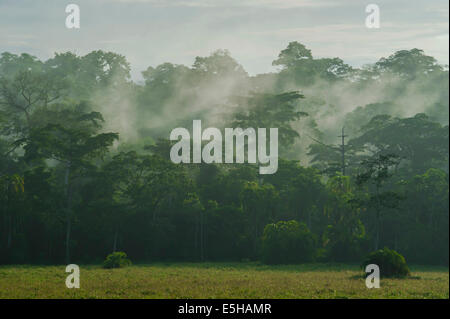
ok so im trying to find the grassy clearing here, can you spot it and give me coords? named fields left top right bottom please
left=0, top=263, right=448, bottom=299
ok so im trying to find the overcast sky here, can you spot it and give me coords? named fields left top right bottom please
left=0, top=0, right=448, bottom=80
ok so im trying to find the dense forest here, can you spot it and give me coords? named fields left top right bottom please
left=0, top=42, right=448, bottom=266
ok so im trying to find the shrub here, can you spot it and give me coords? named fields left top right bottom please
left=362, top=247, right=410, bottom=278
left=261, top=220, right=316, bottom=264
left=102, top=251, right=132, bottom=269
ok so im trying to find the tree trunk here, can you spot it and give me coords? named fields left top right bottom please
left=254, top=216, right=259, bottom=259
left=6, top=182, right=12, bottom=250
left=194, top=213, right=199, bottom=260
left=64, top=162, right=72, bottom=264
left=374, top=186, right=381, bottom=251
left=374, top=209, right=380, bottom=251
left=65, top=216, right=71, bottom=264
left=308, top=210, right=311, bottom=230
left=113, top=228, right=118, bottom=252
left=200, top=210, right=204, bottom=262
left=203, top=210, right=207, bottom=261
left=7, top=215, right=12, bottom=249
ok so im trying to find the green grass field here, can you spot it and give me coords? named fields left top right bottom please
left=0, top=263, right=448, bottom=299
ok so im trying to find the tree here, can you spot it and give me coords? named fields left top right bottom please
left=183, top=192, right=205, bottom=261
left=374, top=49, right=444, bottom=79
left=261, top=220, right=316, bottom=264
left=193, top=49, right=248, bottom=80
left=349, top=113, right=449, bottom=175
left=272, top=42, right=313, bottom=69
left=0, top=52, right=43, bottom=77
left=24, top=110, right=118, bottom=263
left=0, top=70, right=67, bottom=138
left=0, top=174, right=24, bottom=258
left=79, top=50, right=131, bottom=87
left=230, top=91, right=307, bottom=152
left=400, top=168, right=449, bottom=264
left=355, top=154, right=403, bottom=250
left=323, top=175, right=366, bottom=262
left=264, top=159, right=327, bottom=231
left=241, top=181, right=279, bottom=258
left=273, top=42, right=353, bottom=86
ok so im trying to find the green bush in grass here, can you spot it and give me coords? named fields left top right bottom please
left=362, top=247, right=410, bottom=278
left=102, top=251, right=132, bottom=269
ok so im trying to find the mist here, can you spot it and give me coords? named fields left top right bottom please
left=79, top=44, right=448, bottom=166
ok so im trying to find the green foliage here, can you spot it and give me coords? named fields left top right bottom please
left=272, top=41, right=352, bottom=85
left=262, top=220, right=316, bottom=264
left=102, top=252, right=132, bottom=269
left=362, top=247, right=410, bottom=278
left=322, top=176, right=367, bottom=262
left=272, top=41, right=312, bottom=68
left=400, top=169, right=449, bottom=265
left=374, top=49, right=443, bottom=79
left=0, top=46, right=448, bottom=267
left=350, top=114, right=448, bottom=175
left=231, top=91, right=307, bottom=150
left=355, top=154, right=404, bottom=251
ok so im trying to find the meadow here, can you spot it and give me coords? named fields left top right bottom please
left=0, top=263, right=448, bottom=299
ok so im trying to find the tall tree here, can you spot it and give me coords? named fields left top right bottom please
left=355, top=154, right=403, bottom=250
left=24, top=110, right=118, bottom=263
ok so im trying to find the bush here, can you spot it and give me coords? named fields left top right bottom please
left=362, top=247, right=410, bottom=278
left=102, top=251, right=132, bottom=269
left=261, top=220, right=316, bottom=264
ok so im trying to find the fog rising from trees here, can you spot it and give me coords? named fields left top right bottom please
left=0, top=42, right=448, bottom=265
